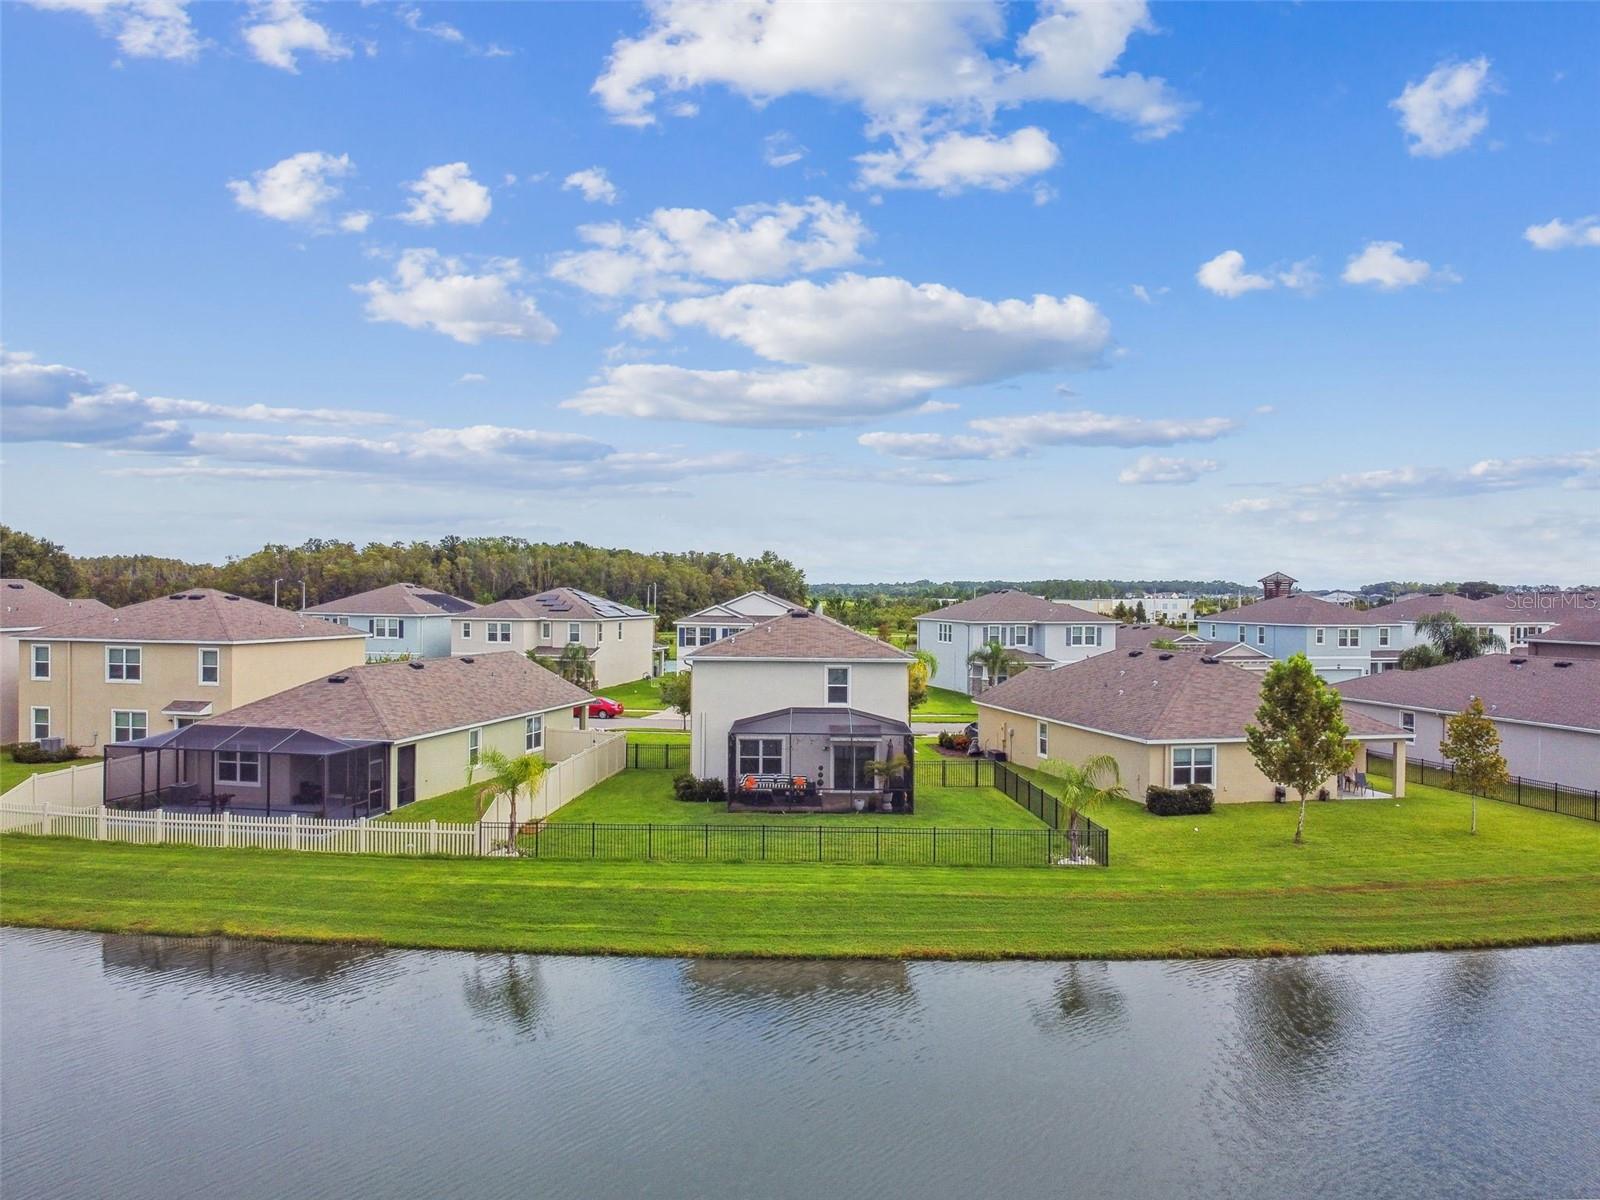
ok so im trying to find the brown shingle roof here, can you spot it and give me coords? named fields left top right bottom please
left=1366, top=593, right=1556, bottom=626
left=693, top=611, right=913, bottom=661
left=916, top=590, right=1112, bottom=623
left=1529, top=611, right=1600, bottom=646
left=1208, top=594, right=1391, bottom=626
left=978, top=649, right=1403, bottom=742
left=469, top=587, right=651, bottom=622
left=1337, top=656, right=1600, bottom=732
left=211, top=651, right=592, bottom=741
left=304, top=582, right=477, bottom=617
left=0, top=579, right=111, bottom=630
left=27, top=588, right=365, bottom=644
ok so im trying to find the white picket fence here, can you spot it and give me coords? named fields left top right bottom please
left=480, top=729, right=627, bottom=824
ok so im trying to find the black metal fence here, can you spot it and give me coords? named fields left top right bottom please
left=914, top=757, right=997, bottom=788
left=627, top=742, right=690, bottom=771
left=1368, top=751, right=1599, bottom=823
left=480, top=820, right=1101, bottom=868
left=914, top=754, right=1109, bottom=866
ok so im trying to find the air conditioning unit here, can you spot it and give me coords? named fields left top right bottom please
left=38, top=737, right=65, bottom=753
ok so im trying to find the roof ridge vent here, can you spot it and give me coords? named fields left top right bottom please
left=1553, top=660, right=1573, bottom=668
left=1200, top=656, right=1218, bottom=664
left=328, top=675, right=349, bottom=683
left=409, top=661, right=426, bottom=669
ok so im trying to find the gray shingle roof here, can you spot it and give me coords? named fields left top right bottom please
left=1366, top=593, right=1556, bottom=625
left=916, top=590, right=1111, bottom=624
left=1530, top=611, right=1600, bottom=646
left=1207, top=594, right=1392, bottom=626
left=693, top=611, right=912, bottom=661
left=979, top=649, right=1403, bottom=742
left=470, top=587, right=651, bottom=622
left=26, top=588, right=365, bottom=644
left=212, top=650, right=593, bottom=742
left=304, top=582, right=477, bottom=617
left=0, top=579, right=111, bottom=630
left=1336, top=655, right=1600, bottom=732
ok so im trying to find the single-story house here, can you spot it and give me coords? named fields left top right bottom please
left=450, top=587, right=655, bottom=688
left=674, top=590, right=807, bottom=666
left=977, top=648, right=1410, bottom=803
left=1337, top=655, right=1600, bottom=791
left=688, top=610, right=916, bottom=811
left=302, top=582, right=477, bottom=659
left=102, top=650, right=594, bottom=817
left=2, top=578, right=111, bottom=746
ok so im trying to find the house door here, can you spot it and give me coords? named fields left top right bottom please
left=831, top=743, right=875, bottom=791
left=397, top=745, right=416, bottom=808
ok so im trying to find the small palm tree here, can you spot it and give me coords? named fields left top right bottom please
left=1038, top=753, right=1129, bottom=862
left=967, top=640, right=1024, bottom=694
left=1398, top=611, right=1507, bottom=670
left=534, top=643, right=596, bottom=690
left=864, top=752, right=910, bottom=789
left=474, top=748, right=549, bottom=855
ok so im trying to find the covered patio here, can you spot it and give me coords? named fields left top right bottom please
left=104, top=724, right=390, bottom=819
left=726, top=707, right=915, bottom=814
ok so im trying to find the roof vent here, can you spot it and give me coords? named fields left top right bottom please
left=5, top=583, right=23, bottom=590
left=1509, top=657, right=1527, bottom=665
left=169, top=594, right=186, bottom=600
left=328, top=675, right=349, bottom=684
left=1200, top=656, right=1219, bottom=664
left=461, top=656, right=474, bottom=664
left=188, top=594, right=204, bottom=600
left=1127, top=649, right=1142, bottom=657
left=791, top=610, right=811, bottom=618
left=224, top=594, right=241, bottom=601
left=1158, top=652, right=1174, bottom=661
left=1553, top=660, right=1573, bottom=668
left=409, top=661, right=426, bottom=670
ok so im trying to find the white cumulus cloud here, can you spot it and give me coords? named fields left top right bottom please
left=856, top=126, right=1060, bottom=193
left=22, top=0, right=201, bottom=61
left=241, top=0, right=350, bottom=72
left=563, top=167, right=619, bottom=205
left=1391, top=56, right=1491, bottom=158
left=227, top=151, right=353, bottom=225
left=356, top=249, right=558, bottom=344
left=1341, top=240, right=1457, bottom=291
left=1116, top=454, right=1220, bottom=485
left=1196, top=250, right=1318, bottom=298
left=399, top=162, right=493, bottom=225
left=763, top=131, right=807, bottom=167
left=859, top=409, right=1238, bottom=461
left=1524, top=216, right=1600, bottom=251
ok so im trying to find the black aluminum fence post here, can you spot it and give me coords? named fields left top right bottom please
left=591, top=822, right=596, bottom=858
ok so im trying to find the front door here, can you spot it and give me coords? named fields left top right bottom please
left=397, top=744, right=416, bottom=808
left=831, top=743, right=874, bottom=791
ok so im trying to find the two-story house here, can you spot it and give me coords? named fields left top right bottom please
left=1368, top=593, right=1558, bottom=657
left=16, top=589, right=366, bottom=749
left=450, top=587, right=655, bottom=688
left=2, top=578, right=112, bottom=746
left=1199, top=593, right=1395, bottom=681
left=914, top=590, right=1118, bottom=696
left=674, top=591, right=807, bottom=666
left=302, top=582, right=477, bottom=659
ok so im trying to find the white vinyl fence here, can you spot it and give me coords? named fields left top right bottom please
left=479, top=730, right=627, bottom=824
left=0, top=761, right=104, bottom=810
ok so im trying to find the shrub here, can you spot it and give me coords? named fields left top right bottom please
left=673, top=773, right=726, bottom=803
left=950, top=734, right=970, bottom=752
left=672, top=772, right=699, bottom=802
left=7, top=742, right=83, bottom=764
left=1145, top=783, right=1215, bottom=816
left=937, top=730, right=954, bottom=749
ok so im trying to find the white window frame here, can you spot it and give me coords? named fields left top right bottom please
left=1256, top=626, right=1267, bottom=646
left=540, top=621, right=552, bottom=641
left=370, top=617, right=404, bottom=639
left=468, top=727, right=482, bottom=768
left=825, top=665, right=850, bottom=705
left=1208, top=624, right=1218, bottom=639
left=1338, top=627, right=1360, bottom=648
left=1399, top=711, right=1415, bottom=734
left=31, top=643, right=51, bottom=680
left=1037, top=721, right=1048, bottom=757
left=567, top=622, right=582, bottom=644
left=698, top=626, right=716, bottom=646
left=1377, top=627, right=1391, bottom=647
left=111, top=709, right=147, bottom=743
left=1171, top=745, right=1215, bottom=787
left=737, top=737, right=784, bottom=776
left=30, top=706, right=50, bottom=741
left=461, top=621, right=473, bottom=640
left=216, top=749, right=261, bottom=787
left=598, top=622, right=605, bottom=642
left=487, top=622, right=512, bottom=644
left=678, top=625, right=693, bottom=647
left=106, top=645, right=142, bottom=683
left=526, top=714, right=543, bottom=752
left=198, top=646, right=220, bottom=686
left=937, top=622, right=952, bottom=643
left=617, top=621, right=624, bottom=640
left=1314, top=628, right=1326, bottom=646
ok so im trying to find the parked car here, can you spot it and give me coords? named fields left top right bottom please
left=588, top=697, right=625, bottom=719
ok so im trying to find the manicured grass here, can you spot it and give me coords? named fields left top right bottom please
left=5, top=774, right=1598, bottom=960
left=911, top=685, right=977, bottom=722
left=1, top=753, right=93, bottom=795
left=374, top=782, right=485, bottom=824
left=594, top=676, right=670, bottom=714
left=624, top=729, right=690, bottom=745
left=555, top=768, right=1044, bottom=829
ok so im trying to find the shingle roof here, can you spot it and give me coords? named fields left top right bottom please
left=978, top=649, right=1403, bottom=742
left=304, top=582, right=477, bottom=617
left=1208, top=594, right=1391, bottom=626
left=469, top=587, right=651, bottom=622
left=1529, top=611, right=1600, bottom=646
left=212, top=651, right=592, bottom=742
left=1113, top=624, right=1193, bottom=650
left=916, top=590, right=1111, bottom=624
left=1336, top=655, right=1600, bottom=732
left=1365, top=593, right=1556, bottom=626
left=679, top=591, right=807, bottom=623
left=693, top=610, right=913, bottom=661
left=0, top=579, right=111, bottom=630
left=25, top=588, right=366, bottom=644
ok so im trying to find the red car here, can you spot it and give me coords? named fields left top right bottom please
left=587, top=697, right=625, bottom=719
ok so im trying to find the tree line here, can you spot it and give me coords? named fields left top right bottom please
left=0, top=526, right=808, bottom=625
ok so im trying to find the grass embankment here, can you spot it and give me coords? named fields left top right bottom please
left=911, top=685, right=978, bottom=723
left=593, top=676, right=670, bottom=714
left=5, top=774, right=1598, bottom=960
left=0, top=753, right=92, bottom=794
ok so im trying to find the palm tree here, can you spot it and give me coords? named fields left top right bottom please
left=533, top=644, right=596, bottom=690
left=1398, top=612, right=1507, bottom=670
left=1038, top=753, right=1129, bottom=862
left=474, top=748, right=549, bottom=855
left=966, top=640, right=1024, bottom=695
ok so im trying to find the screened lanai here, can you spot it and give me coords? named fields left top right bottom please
left=726, top=707, right=915, bottom=813
left=104, top=724, right=389, bottom=819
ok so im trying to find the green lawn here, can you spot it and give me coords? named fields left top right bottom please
left=623, top=729, right=690, bottom=745
left=374, top=782, right=485, bottom=824
left=1, top=753, right=94, bottom=795
left=594, top=675, right=671, bottom=714
left=5, top=772, right=1598, bottom=960
left=911, top=685, right=978, bottom=722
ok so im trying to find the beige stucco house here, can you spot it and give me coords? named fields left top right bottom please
left=673, top=590, right=807, bottom=665
left=450, top=587, right=654, bottom=688
left=16, top=589, right=366, bottom=750
left=102, top=650, right=593, bottom=816
left=3, top=578, right=112, bottom=747
left=977, top=647, right=1410, bottom=804
left=688, top=610, right=915, bottom=806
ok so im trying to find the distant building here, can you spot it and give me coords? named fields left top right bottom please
left=303, top=582, right=476, bottom=660
left=1077, top=595, right=1195, bottom=624
left=2, top=579, right=112, bottom=745
left=673, top=591, right=807, bottom=666
left=914, top=591, right=1118, bottom=696
left=450, top=588, right=655, bottom=688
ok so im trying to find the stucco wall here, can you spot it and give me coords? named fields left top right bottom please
left=397, top=703, right=583, bottom=810
left=689, top=658, right=910, bottom=781
left=2, top=632, right=19, bottom=743
left=592, top=616, right=655, bottom=688
left=915, top=619, right=1116, bottom=695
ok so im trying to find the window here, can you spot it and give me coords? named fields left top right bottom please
left=678, top=625, right=693, bottom=647
left=525, top=714, right=543, bottom=752
left=31, top=644, right=51, bottom=680
left=1338, top=627, right=1360, bottom=648
left=1208, top=624, right=1218, bottom=639
left=468, top=728, right=482, bottom=767
left=106, top=646, right=141, bottom=682
left=826, top=666, right=850, bottom=705
left=1314, top=628, right=1326, bottom=646
left=737, top=737, right=784, bottom=777
left=1037, top=722, right=1048, bottom=757
left=216, top=750, right=260, bottom=786
left=1070, top=625, right=1104, bottom=647
left=698, top=626, right=715, bottom=646
left=540, top=621, right=552, bottom=641
left=198, top=647, right=220, bottom=686
left=112, top=710, right=147, bottom=742
left=30, top=707, right=50, bottom=741
left=567, top=622, right=581, bottom=644
left=1256, top=626, right=1266, bottom=646
left=719, top=627, right=740, bottom=640
left=1378, top=627, right=1391, bottom=647
left=937, top=622, right=953, bottom=643
left=1399, top=711, right=1415, bottom=734
left=370, top=617, right=404, bottom=639
left=1171, top=745, right=1215, bottom=787
left=487, top=622, right=511, bottom=643
left=1003, top=625, right=1034, bottom=647
left=461, top=621, right=473, bottom=639
left=597, top=622, right=604, bottom=642
left=617, top=622, right=624, bottom=640
left=1512, top=625, right=1541, bottom=644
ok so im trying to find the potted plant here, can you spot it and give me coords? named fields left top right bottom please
left=864, top=753, right=910, bottom=801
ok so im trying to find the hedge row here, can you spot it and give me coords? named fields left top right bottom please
left=1145, top=784, right=1215, bottom=816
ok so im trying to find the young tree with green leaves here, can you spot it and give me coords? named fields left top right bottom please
left=966, top=641, right=1024, bottom=695
left=908, top=649, right=938, bottom=708
left=1039, top=753, right=1130, bottom=862
left=658, top=669, right=692, bottom=729
left=474, top=748, right=550, bottom=854
left=1398, top=612, right=1507, bottom=670
left=1246, top=654, right=1357, bottom=845
left=1440, top=697, right=1509, bottom=835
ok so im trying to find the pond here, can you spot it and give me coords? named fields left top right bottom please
left=2, top=929, right=1596, bottom=1200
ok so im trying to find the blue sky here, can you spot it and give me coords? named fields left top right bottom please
left=2, top=0, right=1596, bottom=585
